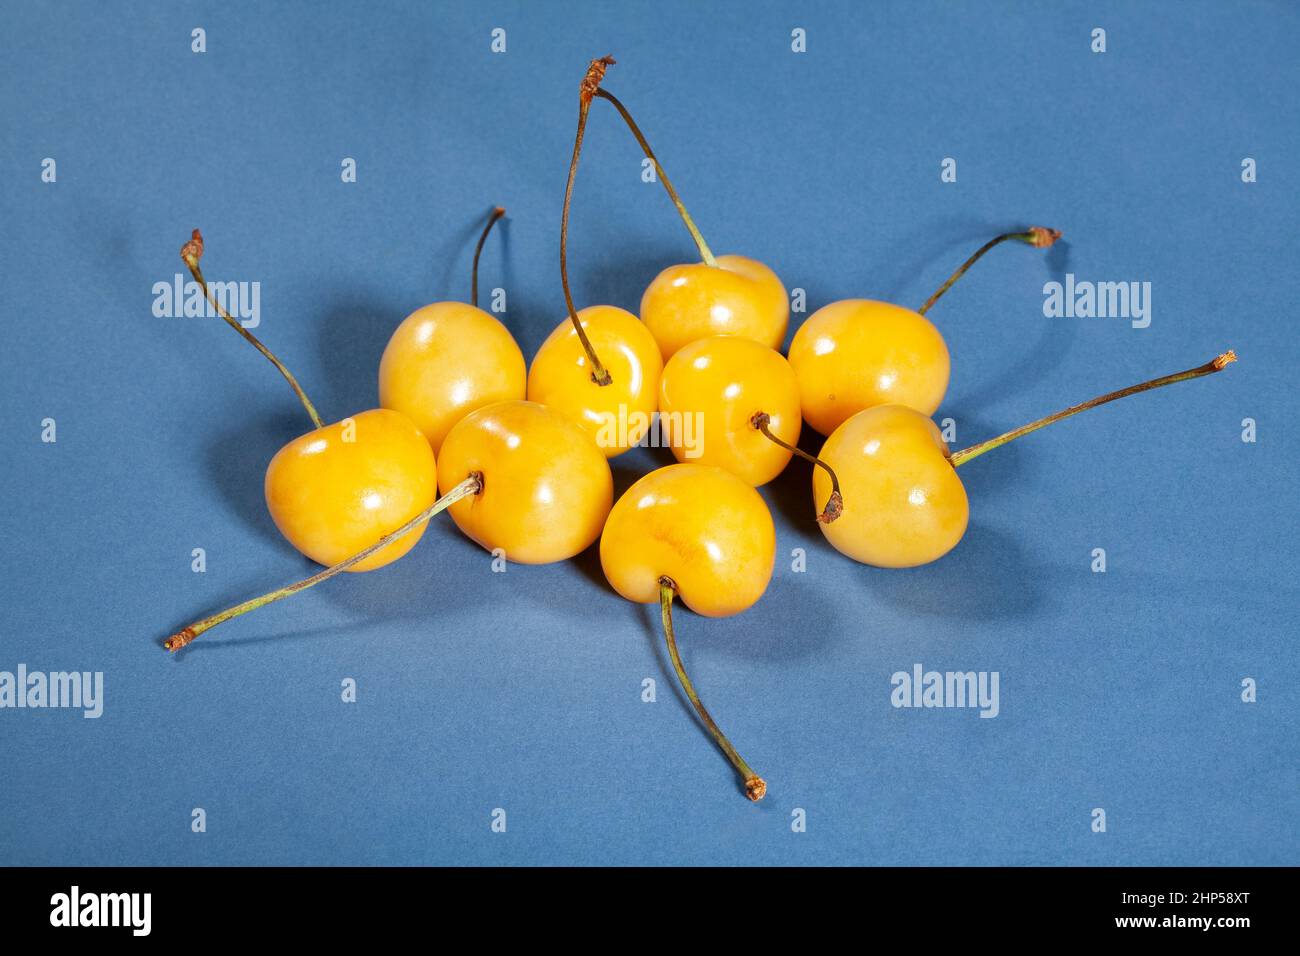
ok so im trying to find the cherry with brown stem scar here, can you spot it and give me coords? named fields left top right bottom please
left=655, top=333, right=844, bottom=523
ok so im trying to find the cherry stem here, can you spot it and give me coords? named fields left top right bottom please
left=471, top=206, right=506, bottom=309
left=593, top=88, right=717, bottom=268
left=949, top=351, right=1237, bottom=468
left=180, top=230, right=324, bottom=430
left=917, top=226, right=1062, bottom=317
left=658, top=577, right=767, bottom=802
left=750, top=411, right=843, bottom=523
left=163, top=473, right=483, bottom=652
left=559, top=56, right=616, bottom=387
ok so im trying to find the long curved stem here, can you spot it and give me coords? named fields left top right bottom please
left=949, top=351, right=1237, bottom=468
left=658, top=577, right=766, bottom=802
left=918, top=226, right=1061, bottom=316
left=471, top=206, right=506, bottom=309
left=750, top=411, right=843, bottom=523
left=559, top=57, right=615, bottom=387
left=180, top=230, right=324, bottom=430
left=593, top=88, right=716, bottom=267
left=163, top=473, right=483, bottom=651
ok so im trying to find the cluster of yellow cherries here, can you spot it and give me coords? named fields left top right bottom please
left=163, top=57, right=1236, bottom=803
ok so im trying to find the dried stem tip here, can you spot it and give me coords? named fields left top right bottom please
left=180, top=228, right=204, bottom=264
left=1028, top=226, right=1062, bottom=248
left=745, top=777, right=768, bottom=802
left=817, top=491, right=844, bottom=525
left=163, top=627, right=196, bottom=652
left=580, top=55, right=616, bottom=106
left=1213, top=350, right=1238, bottom=370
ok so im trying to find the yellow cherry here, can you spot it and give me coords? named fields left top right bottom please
left=164, top=230, right=483, bottom=652
left=601, top=463, right=775, bottom=616
left=659, top=335, right=844, bottom=521
left=640, top=255, right=789, bottom=360
left=165, top=398, right=615, bottom=649
left=817, top=351, right=1237, bottom=569
left=658, top=335, right=800, bottom=486
left=379, top=301, right=525, bottom=456
left=816, top=405, right=969, bottom=568
left=177, top=230, right=439, bottom=573
left=601, top=463, right=775, bottom=799
left=527, top=305, right=663, bottom=457
left=379, top=208, right=526, bottom=455
left=789, top=298, right=951, bottom=434
left=264, top=408, right=437, bottom=571
left=437, top=400, right=613, bottom=564
left=790, top=227, right=1061, bottom=436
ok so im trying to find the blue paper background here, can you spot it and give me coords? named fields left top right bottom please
left=1, top=0, right=1296, bottom=866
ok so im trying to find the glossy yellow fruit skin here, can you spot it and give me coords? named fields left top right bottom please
left=815, top=405, right=969, bottom=568
left=640, top=254, right=788, bottom=361
left=658, top=336, right=800, bottom=486
left=526, top=305, right=663, bottom=458
left=264, top=408, right=437, bottom=572
left=379, top=301, right=526, bottom=456
left=600, top=463, right=775, bottom=617
left=788, top=299, right=951, bottom=436
left=436, top=401, right=613, bottom=564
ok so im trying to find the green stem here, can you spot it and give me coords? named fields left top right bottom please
left=949, top=352, right=1237, bottom=468
left=594, top=88, right=717, bottom=267
left=750, top=411, right=843, bottom=523
left=659, top=577, right=766, bottom=802
left=918, top=226, right=1061, bottom=316
left=559, top=58, right=615, bottom=387
left=180, top=230, right=324, bottom=430
left=471, top=206, right=506, bottom=309
left=163, top=473, right=483, bottom=651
